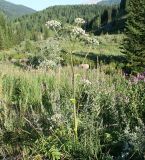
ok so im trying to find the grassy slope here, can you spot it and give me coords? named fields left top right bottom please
left=0, top=34, right=124, bottom=64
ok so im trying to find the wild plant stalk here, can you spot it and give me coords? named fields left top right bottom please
left=69, top=37, right=78, bottom=143
left=82, top=45, right=92, bottom=64
left=46, top=20, right=79, bottom=143
left=71, top=54, right=78, bottom=143
left=53, top=26, right=61, bottom=84
left=45, top=19, right=100, bottom=144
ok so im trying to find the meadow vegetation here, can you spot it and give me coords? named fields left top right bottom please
left=0, top=0, right=145, bottom=159
left=0, top=62, right=144, bottom=160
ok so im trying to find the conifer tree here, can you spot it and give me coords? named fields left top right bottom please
left=120, top=0, right=127, bottom=10
left=101, top=9, right=109, bottom=26
left=123, top=0, right=145, bottom=72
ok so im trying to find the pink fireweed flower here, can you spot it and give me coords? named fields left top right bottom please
left=130, top=71, right=145, bottom=84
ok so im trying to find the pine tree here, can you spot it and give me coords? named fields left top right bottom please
left=111, top=8, right=118, bottom=21
left=101, top=9, right=109, bottom=26
left=123, top=0, right=145, bottom=72
left=120, top=0, right=127, bottom=10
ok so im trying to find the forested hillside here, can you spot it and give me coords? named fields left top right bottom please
left=0, top=12, right=17, bottom=50
left=15, top=4, right=108, bottom=33
left=98, top=0, right=121, bottom=5
left=0, top=0, right=127, bottom=50
left=14, top=3, right=125, bottom=41
left=0, top=0, right=35, bottom=18
left=91, top=0, right=126, bottom=34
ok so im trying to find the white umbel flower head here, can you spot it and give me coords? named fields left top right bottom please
left=75, top=18, right=85, bottom=24
left=83, top=35, right=99, bottom=45
left=72, top=27, right=86, bottom=36
left=45, top=20, right=61, bottom=29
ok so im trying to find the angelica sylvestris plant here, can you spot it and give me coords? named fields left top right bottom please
left=45, top=18, right=99, bottom=143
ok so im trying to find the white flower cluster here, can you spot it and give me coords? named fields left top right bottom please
left=45, top=20, right=61, bottom=29
left=83, top=35, right=99, bottom=45
left=39, top=60, right=57, bottom=69
left=75, top=18, right=85, bottom=24
left=72, top=27, right=86, bottom=36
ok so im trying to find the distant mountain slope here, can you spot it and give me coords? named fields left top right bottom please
left=13, top=3, right=124, bottom=42
left=97, top=0, right=121, bottom=5
left=93, top=0, right=126, bottom=34
left=0, top=0, right=36, bottom=18
left=17, top=4, right=109, bottom=26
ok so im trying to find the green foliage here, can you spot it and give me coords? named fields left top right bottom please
left=0, top=12, right=26, bottom=50
left=34, top=137, right=62, bottom=160
left=122, top=0, right=145, bottom=72
left=28, top=55, right=44, bottom=68
left=0, top=1, right=144, bottom=159
left=101, top=9, right=109, bottom=26
left=120, top=0, right=127, bottom=10
left=0, top=64, right=144, bottom=159
left=0, top=12, right=11, bottom=50
left=0, top=2, right=126, bottom=48
left=14, top=4, right=122, bottom=40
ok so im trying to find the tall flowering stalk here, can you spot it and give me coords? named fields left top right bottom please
left=45, top=20, right=62, bottom=82
left=82, top=34, right=99, bottom=64
left=70, top=24, right=99, bottom=142
left=69, top=19, right=88, bottom=142
left=45, top=18, right=99, bottom=144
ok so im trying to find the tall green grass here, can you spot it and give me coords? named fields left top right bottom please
left=0, top=63, right=144, bottom=159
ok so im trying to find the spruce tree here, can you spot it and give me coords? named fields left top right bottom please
left=123, top=0, right=145, bottom=72
left=120, top=0, right=127, bottom=10
left=101, top=9, right=109, bottom=26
